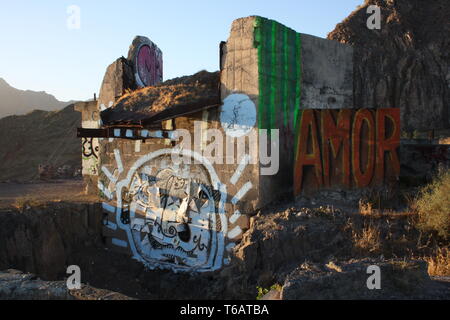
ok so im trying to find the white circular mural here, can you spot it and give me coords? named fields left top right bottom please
left=112, top=149, right=227, bottom=272
left=220, top=94, right=256, bottom=138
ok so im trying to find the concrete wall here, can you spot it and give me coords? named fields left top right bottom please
left=74, top=101, right=100, bottom=195
left=300, top=33, right=353, bottom=110
left=221, top=16, right=355, bottom=207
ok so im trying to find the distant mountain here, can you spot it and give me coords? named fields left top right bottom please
left=0, top=78, right=76, bottom=119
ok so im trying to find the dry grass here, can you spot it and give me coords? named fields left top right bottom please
left=112, top=70, right=220, bottom=115
left=413, top=169, right=450, bottom=239
left=352, top=222, right=382, bottom=254
left=425, top=247, right=450, bottom=276
left=358, top=199, right=375, bottom=216
left=12, top=196, right=48, bottom=210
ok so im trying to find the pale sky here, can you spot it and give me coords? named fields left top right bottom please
left=0, top=0, right=362, bottom=101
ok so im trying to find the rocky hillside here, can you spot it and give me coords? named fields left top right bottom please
left=0, top=78, right=74, bottom=119
left=328, top=0, right=450, bottom=131
left=0, top=105, right=81, bottom=182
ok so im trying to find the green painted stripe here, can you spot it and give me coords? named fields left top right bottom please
left=283, top=27, right=289, bottom=127
left=269, top=20, right=277, bottom=131
left=254, top=18, right=302, bottom=132
left=275, top=21, right=284, bottom=129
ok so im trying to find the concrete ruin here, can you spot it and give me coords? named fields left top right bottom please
left=76, top=16, right=402, bottom=272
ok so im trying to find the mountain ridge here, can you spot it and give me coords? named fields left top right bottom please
left=0, top=77, right=76, bottom=119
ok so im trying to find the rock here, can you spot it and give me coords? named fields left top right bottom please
left=234, top=208, right=350, bottom=277
left=281, top=259, right=431, bottom=300
left=260, top=288, right=281, bottom=300
left=0, top=203, right=103, bottom=279
left=0, top=269, right=133, bottom=300
left=98, top=57, right=136, bottom=110
left=328, top=0, right=450, bottom=131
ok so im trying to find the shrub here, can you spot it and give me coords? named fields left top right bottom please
left=425, top=247, right=450, bottom=276
left=256, top=284, right=282, bottom=300
left=352, top=222, right=381, bottom=254
left=413, top=169, right=450, bottom=239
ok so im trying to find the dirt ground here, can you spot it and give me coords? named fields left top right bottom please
left=0, top=180, right=98, bottom=208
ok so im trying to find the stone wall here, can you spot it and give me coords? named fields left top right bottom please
left=97, top=109, right=257, bottom=272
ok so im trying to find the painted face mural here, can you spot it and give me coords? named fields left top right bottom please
left=100, top=149, right=228, bottom=272
left=126, top=159, right=220, bottom=269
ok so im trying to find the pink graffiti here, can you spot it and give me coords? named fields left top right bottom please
left=137, top=45, right=162, bottom=87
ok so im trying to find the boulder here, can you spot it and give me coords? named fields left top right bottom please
left=281, top=258, right=432, bottom=300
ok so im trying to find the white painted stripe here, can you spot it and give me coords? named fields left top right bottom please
left=230, top=154, right=250, bottom=185
left=229, top=210, right=242, bottom=224
left=101, top=166, right=117, bottom=183
left=131, top=218, right=146, bottom=226
left=227, top=226, right=242, bottom=239
left=102, top=202, right=116, bottom=213
left=201, top=111, right=209, bottom=151
left=114, top=149, right=123, bottom=173
left=167, top=131, right=177, bottom=140
left=111, top=238, right=128, bottom=248
left=114, top=129, right=121, bottom=137
left=226, top=243, right=236, bottom=252
left=148, top=131, right=163, bottom=138
left=104, top=221, right=117, bottom=231
left=98, top=182, right=113, bottom=200
left=231, top=182, right=252, bottom=205
left=135, top=140, right=141, bottom=153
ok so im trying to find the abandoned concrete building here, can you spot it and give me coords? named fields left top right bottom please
left=76, top=16, right=404, bottom=272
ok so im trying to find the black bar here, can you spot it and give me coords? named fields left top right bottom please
left=77, top=128, right=109, bottom=138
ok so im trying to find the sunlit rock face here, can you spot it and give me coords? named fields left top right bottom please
left=328, top=0, right=450, bottom=131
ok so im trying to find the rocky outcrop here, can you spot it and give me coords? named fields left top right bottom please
left=328, top=0, right=450, bottom=131
left=98, top=57, right=136, bottom=109
left=234, top=206, right=353, bottom=286
left=281, top=259, right=444, bottom=300
left=0, top=202, right=102, bottom=279
left=0, top=269, right=132, bottom=300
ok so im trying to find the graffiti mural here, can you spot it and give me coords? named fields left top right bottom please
left=294, top=108, right=400, bottom=194
left=129, top=37, right=163, bottom=88
left=99, top=148, right=230, bottom=272
left=81, top=137, right=99, bottom=176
